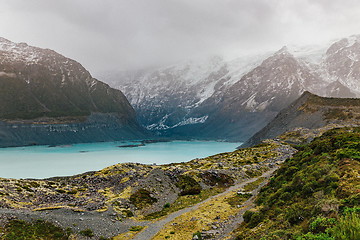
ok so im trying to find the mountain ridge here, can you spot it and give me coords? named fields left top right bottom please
left=242, top=91, right=360, bottom=148
left=99, top=35, right=360, bottom=141
left=0, top=37, right=149, bottom=147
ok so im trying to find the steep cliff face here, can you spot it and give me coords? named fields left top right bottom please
left=242, top=92, right=360, bottom=147
left=0, top=37, right=148, bottom=147
left=0, top=113, right=147, bottom=147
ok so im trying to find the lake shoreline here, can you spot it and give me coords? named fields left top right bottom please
left=0, top=141, right=241, bottom=179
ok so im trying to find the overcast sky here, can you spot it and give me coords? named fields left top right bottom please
left=1, top=0, right=360, bottom=74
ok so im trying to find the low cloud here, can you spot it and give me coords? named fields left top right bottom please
left=0, top=0, right=360, bottom=73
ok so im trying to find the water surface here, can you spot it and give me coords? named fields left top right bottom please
left=0, top=141, right=240, bottom=179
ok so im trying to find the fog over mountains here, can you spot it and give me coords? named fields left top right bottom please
left=1, top=34, right=359, bottom=145
left=99, top=35, right=360, bottom=141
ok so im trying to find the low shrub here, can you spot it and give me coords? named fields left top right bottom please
left=122, top=209, right=134, bottom=217
left=129, top=189, right=157, bottom=209
left=176, top=175, right=202, bottom=195
left=129, top=225, right=144, bottom=232
left=201, top=172, right=234, bottom=187
left=79, top=228, right=94, bottom=237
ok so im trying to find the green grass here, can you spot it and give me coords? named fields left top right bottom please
left=226, top=192, right=252, bottom=207
left=242, top=177, right=266, bottom=192
left=1, top=219, right=69, bottom=240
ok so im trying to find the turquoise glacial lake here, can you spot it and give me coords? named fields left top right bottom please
left=0, top=141, right=240, bottom=179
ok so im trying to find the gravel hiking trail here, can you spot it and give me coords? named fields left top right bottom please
left=133, top=167, right=278, bottom=240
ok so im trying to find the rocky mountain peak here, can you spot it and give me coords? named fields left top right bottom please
left=99, top=35, right=360, bottom=141
left=261, top=46, right=297, bottom=70
left=275, top=45, right=289, bottom=54
left=326, top=35, right=360, bottom=56
left=0, top=37, right=11, bottom=45
left=324, top=35, right=360, bottom=94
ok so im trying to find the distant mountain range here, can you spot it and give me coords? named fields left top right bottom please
left=1, top=35, right=359, bottom=147
left=0, top=37, right=148, bottom=147
left=99, top=35, right=360, bottom=141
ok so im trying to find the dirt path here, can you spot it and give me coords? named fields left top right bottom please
left=133, top=168, right=278, bottom=240
left=215, top=170, right=274, bottom=240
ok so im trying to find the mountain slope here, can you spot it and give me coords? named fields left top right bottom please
left=242, top=92, right=360, bottom=147
left=0, top=37, right=148, bottom=147
left=99, top=54, right=270, bottom=140
left=234, top=127, right=360, bottom=239
left=193, top=48, right=325, bottom=140
left=99, top=35, right=360, bottom=141
left=324, top=35, right=360, bottom=93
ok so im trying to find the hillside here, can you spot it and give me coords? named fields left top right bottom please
left=0, top=37, right=148, bottom=147
left=242, top=91, right=360, bottom=148
left=234, top=127, right=360, bottom=239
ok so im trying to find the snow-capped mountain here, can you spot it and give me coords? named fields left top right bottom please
left=98, top=35, right=360, bottom=141
left=100, top=54, right=269, bottom=131
left=324, top=35, right=360, bottom=93
left=0, top=37, right=147, bottom=147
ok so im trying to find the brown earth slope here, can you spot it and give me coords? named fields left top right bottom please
left=242, top=91, right=360, bottom=148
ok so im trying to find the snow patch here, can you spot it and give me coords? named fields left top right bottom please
left=256, top=100, right=270, bottom=111
left=223, top=53, right=271, bottom=87
left=172, top=115, right=208, bottom=128
left=146, top=115, right=208, bottom=130
left=242, top=94, right=258, bottom=111
left=347, top=35, right=360, bottom=47
left=289, top=43, right=328, bottom=64
left=0, top=72, right=16, bottom=78
left=146, top=114, right=170, bottom=130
